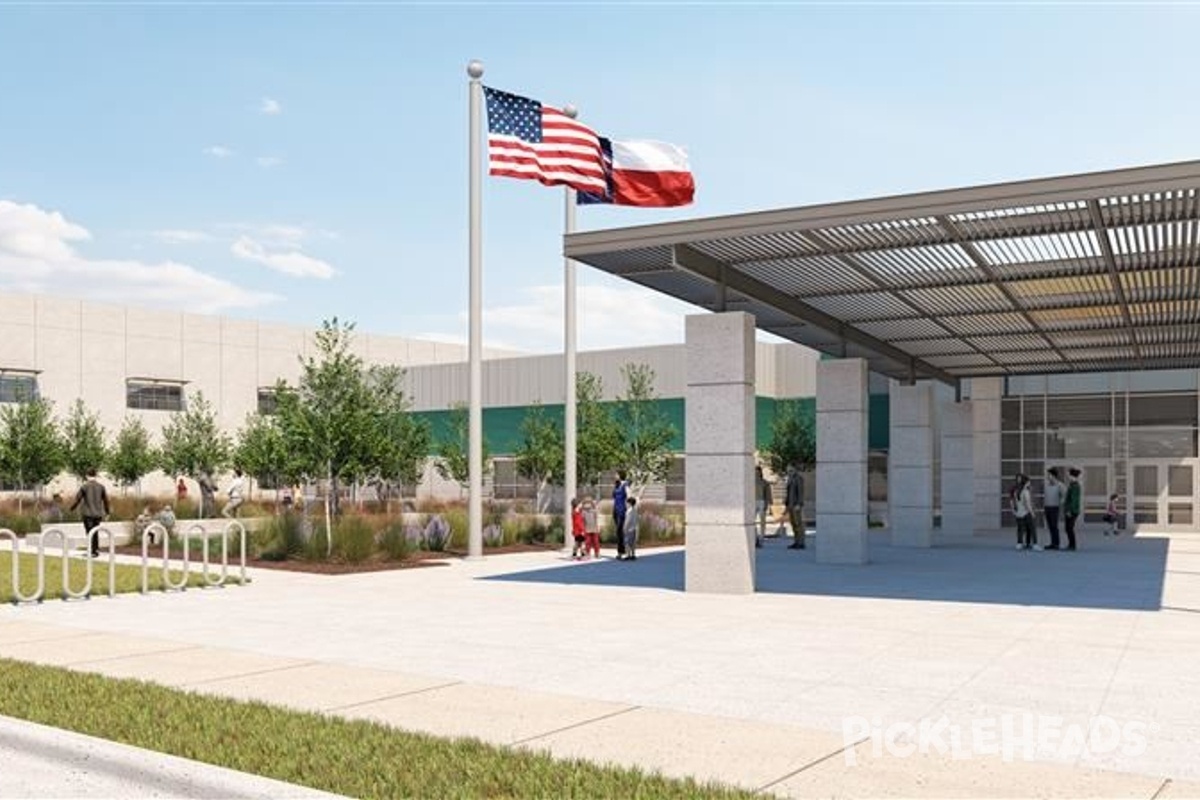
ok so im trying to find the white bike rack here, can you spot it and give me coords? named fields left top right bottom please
left=1, top=528, right=44, bottom=604
left=1, top=525, right=117, bottom=603
left=140, top=520, right=250, bottom=594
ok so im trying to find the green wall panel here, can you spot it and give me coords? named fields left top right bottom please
left=413, top=393, right=891, bottom=456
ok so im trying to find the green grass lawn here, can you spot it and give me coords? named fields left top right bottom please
left=0, top=659, right=756, bottom=799
left=0, top=551, right=233, bottom=603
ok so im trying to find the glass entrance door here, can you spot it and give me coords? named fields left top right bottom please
left=1129, top=459, right=1199, bottom=532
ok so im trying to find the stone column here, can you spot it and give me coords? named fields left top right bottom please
left=972, top=377, right=1003, bottom=534
left=888, top=383, right=933, bottom=547
left=939, top=401, right=975, bottom=543
left=684, top=312, right=755, bottom=594
left=816, top=358, right=869, bottom=564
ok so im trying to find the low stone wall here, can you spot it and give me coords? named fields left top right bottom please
left=27, top=518, right=262, bottom=550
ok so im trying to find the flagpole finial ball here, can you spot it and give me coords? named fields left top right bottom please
left=466, top=60, right=484, bottom=79
left=563, top=104, right=578, bottom=119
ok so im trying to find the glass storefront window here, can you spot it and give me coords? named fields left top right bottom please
left=1002, top=434, right=1022, bottom=460
left=1024, top=396, right=1045, bottom=428
left=1046, top=430, right=1112, bottom=459
left=1129, top=394, right=1199, bottom=428
left=1168, top=465, right=1194, bottom=497
left=1046, top=396, right=1113, bottom=430
left=1002, top=398, right=1021, bottom=429
left=1129, top=429, right=1197, bottom=458
left=1023, top=433, right=1045, bottom=459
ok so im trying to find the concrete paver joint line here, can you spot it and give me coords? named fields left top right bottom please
left=322, top=680, right=465, bottom=713
left=73, top=645, right=204, bottom=667
left=1149, top=779, right=1171, bottom=800
left=184, top=660, right=321, bottom=687
left=755, top=736, right=869, bottom=794
left=511, top=705, right=642, bottom=747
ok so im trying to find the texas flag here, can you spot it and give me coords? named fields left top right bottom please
left=578, top=138, right=695, bottom=208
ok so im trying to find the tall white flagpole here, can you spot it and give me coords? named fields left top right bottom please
left=467, top=59, right=484, bottom=560
left=562, top=104, right=578, bottom=555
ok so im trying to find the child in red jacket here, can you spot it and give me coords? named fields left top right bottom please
left=570, top=498, right=586, bottom=560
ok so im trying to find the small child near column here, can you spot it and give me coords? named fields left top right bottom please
left=623, top=497, right=639, bottom=561
left=581, top=497, right=600, bottom=559
left=1103, top=493, right=1120, bottom=536
left=570, top=498, right=586, bottom=560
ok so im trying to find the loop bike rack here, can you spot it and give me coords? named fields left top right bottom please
left=1, top=525, right=118, bottom=603
left=1, top=521, right=249, bottom=603
left=140, top=521, right=249, bottom=594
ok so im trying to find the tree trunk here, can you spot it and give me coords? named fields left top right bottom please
left=325, top=462, right=334, bottom=558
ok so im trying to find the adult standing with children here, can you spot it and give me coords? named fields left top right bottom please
left=611, top=471, right=629, bottom=559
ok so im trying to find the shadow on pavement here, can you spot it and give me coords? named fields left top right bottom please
left=483, top=531, right=1169, bottom=611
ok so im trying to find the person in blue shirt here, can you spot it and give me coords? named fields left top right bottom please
left=612, top=472, right=629, bottom=559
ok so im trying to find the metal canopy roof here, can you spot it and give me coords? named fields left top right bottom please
left=563, top=160, right=1200, bottom=387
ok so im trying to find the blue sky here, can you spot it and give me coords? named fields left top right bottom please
left=2, top=4, right=1199, bottom=353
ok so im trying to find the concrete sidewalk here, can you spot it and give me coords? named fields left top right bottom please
left=2, top=531, right=1200, bottom=798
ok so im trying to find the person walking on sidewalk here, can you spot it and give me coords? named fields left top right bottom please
left=1064, top=468, right=1082, bottom=551
left=70, top=468, right=110, bottom=558
left=785, top=464, right=805, bottom=550
left=222, top=468, right=246, bottom=519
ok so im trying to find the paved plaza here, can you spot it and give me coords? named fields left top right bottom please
left=2, top=530, right=1199, bottom=798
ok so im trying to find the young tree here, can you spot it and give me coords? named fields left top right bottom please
left=514, top=403, right=564, bottom=512
left=434, top=402, right=490, bottom=494
left=235, top=412, right=289, bottom=498
left=575, top=371, right=621, bottom=494
left=159, top=392, right=232, bottom=480
left=109, top=416, right=158, bottom=495
left=0, top=398, right=65, bottom=511
left=273, top=319, right=406, bottom=553
left=367, top=365, right=431, bottom=504
left=763, top=399, right=816, bottom=475
left=613, top=363, right=678, bottom=499
left=62, top=399, right=108, bottom=483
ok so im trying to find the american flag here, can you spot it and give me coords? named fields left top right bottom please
left=483, top=86, right=607, bottom=195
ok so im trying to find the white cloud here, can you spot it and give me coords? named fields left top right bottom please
left=203, top=145, right=233, bottom=158
left=419, top=283, right=694, bottom=354
left=152, top=229, right=212, bottom=245
left=256, top=156, right=283, bottom=168
left=259, top=97, right=282, bottom=115
left=0, top=200, right=278, bottom=313
left=231, top=235, right=335, bottom=279
left=219, top=223, right=330, bottom=249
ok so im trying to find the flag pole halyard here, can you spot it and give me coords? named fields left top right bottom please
left=467, top=59, right=485, bottom=561
left=562, top=103, right=578, bottom=555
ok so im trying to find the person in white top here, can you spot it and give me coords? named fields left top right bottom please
left=222, top=468, right=246, bottom=519
left=1011, top=474, right=1039, bottom=551
left=1043, top=468, right=1064, bottom=550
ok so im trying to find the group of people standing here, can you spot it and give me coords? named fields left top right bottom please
left=570, top=471, right=640, bottom=561
left=1011, top=467, right=1117, bottom=551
